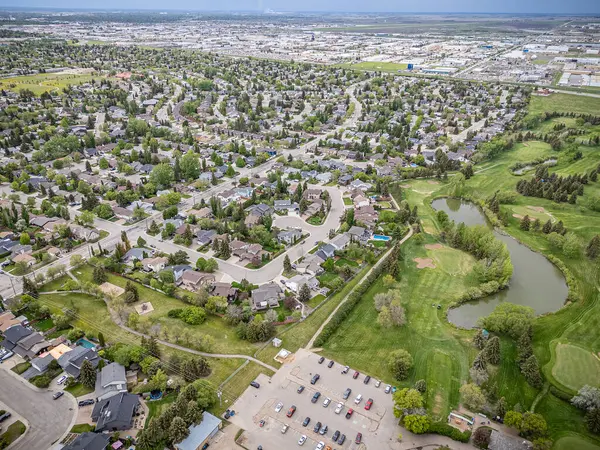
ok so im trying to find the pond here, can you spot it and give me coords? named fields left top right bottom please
left=431, top=198, right=568, bottom=328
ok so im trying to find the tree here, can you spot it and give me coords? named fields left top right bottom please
left=393, top=388, right=423, bottom=417
left=482, top=336, right=500, bottom=365
left=460, top=383, right=486, bottom=411
left=586, top=235, right=600, bottom=259
left=377, top=306, right=393, bottom=328
left=98, top=332, right=105, bottom=347
left=150, top=163, right=174, bottom=188
left=585, top=408, right=600, bottom=434
left=505, top=410, right=523, bottom=429
left=414, top=379, right=427, bottom=393
left=298, top=283, right=311, bottom=303
left=283, top=254, right=292, bottom=273
left=473, top=330, right=486, bottom=349
left=387, top=349, right=413, bottom=381
left=181, top=357, right=211, bottom=382
left=520, top=215, right=530, bottom=231
left=93, top=266, right=107, bottom=284
left=496, top=397, right=508, bottom=418
left=186, top=400, right=203, bottom=426
left=572, top=385, right=600, bottom=411
left=168, top=416, right=189, bottom=444
left=390, top=302, right=406, bottom=326
left=79, top=359, right=97, bottom=388
left=542, top=219, right=553, bottom=234
left=522, top=355, right=543, bottom=388
left=19, top=232, right=30, bottom=245
left=403, top=414, right=430, bottom=434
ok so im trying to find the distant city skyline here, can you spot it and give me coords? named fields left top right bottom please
left=1, top=0, right=599, bottom=14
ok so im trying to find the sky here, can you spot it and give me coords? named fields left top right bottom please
left=1, top=0, right=599, bottom=14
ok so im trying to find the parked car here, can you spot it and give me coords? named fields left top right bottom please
left=313, top=421, right=322, bottom=433
left=311, top=392, right=321, bottom=403
left=53, top=391, right=64, bottom=400
left=341, top=365, right=349, bottom=374
left=354, top=394, right=363, bottom=404
left=57, top=375, right=68, bottom=385
left=363, top=375, right=371, bottom=385
left=345, top=408, right=354, bottom=419
left=281, top=424, right=289, bottom=434
left=355, top=432, right=362, bottom=444
left=365, top=398, right=373, bottom=410
left=318, top=356, right=325, bottom=364
left=302, top=417, right=311, bottom=427
left=338, top=434, right=346, bottom=445
left=334, top=402, right=344, bottom=414
left=319, top=424, right=328, bottom=435
left=353, top=371, right=359, bottom=379
left=0, top=413, right=11, bottom=423
left=78, top=399, right=94, bottom=407
left=375, top=380, right=381, bottom=388
left=332, top=430, right=340, bottom=442
left=275, top=402, right=283, bottom=413
left=322, top=397, right=331, bottom=408
left=310, top=374, right=320, bottom=385
left=385, top=384, right=391, bottom=394
left=316, top=442, right=325, bottom=450
left=259, top=420, right=266, bottom=427
left=297, top=385, right=305, bottom=394
left=298, top=435, right=307, bottom=446
left=287, top=405, right=297, bottom=418
left=342, top=388, right=352, bottom=399
left=250, top=381, right=260, bottom=388
left=327, top=360, right=334, bottom=368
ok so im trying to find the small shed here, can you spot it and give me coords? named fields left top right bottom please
left=272, top=338, right=282, bottom=348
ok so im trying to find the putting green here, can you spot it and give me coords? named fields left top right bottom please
left=553, top=436, right=600, bottom=450
left=552, top=343, right=600, bottom=391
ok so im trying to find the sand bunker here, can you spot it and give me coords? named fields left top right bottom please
left=528, top=206, right=546, bottom=213
left=98, top=282, right=125, bottom=298
left=425, top=243, right=443, bottom=250
left=513, top=214, right=524, bottom=219
left=414, top=257, right=436, bottom=269
left=427, top=180, right=440, bottom=185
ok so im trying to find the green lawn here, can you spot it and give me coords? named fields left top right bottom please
left=343, top=198, right=353, bottom=206
left=317, top=272, right=342, bottom=289
left=0, top=421, right=26, bottom=447
left=0, top=73, right=112, bottom=96
left=340, top=61, right=408, bottom=72
left=551, top=343, right=600, bottom=392
left=65, top=382, right=94, bottom=397
left=146, top=392, right=177, bottom=425
left=529, top=94, right=600, bottom=116
left=554, top=436, right=600, bottom=450
left=70, top=423, right=95, bottom=433
left=11, top=362, right=31, bottom=375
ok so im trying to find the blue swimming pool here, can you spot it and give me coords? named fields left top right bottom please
left=372, top=234, right=391, bottom=241
left=76, top=338, right=96, bottom=349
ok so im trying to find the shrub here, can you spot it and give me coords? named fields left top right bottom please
left=428, top=421, right=472, bottom=443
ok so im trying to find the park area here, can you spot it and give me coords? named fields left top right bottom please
left=0, top=71, right=109, bottom=95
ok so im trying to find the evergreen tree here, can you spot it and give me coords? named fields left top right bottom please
left=298, top=283, right=311, bottom=303
left=168, top=416, right=189, bottom=444
left=124, top=281, right=139, bottom=304
left=496, top=397, right=508, bottom=418
left=542, top=220, right=553, bottom=234
left=520, top=215, right=530, bottom=231
left=522, top=355, right=543, bottom=388
left=93, top=266, right=107, bottom=284
left=585, top=408, right=600, bottom=435
left=79, top=359, right=97, bottom=388
left=283, top=254, right=292, bottom=273
left=482, top=336, right=501, bottom=365
left=473, top=330, right=485, bottom=349
left=586, top=235, right=600, bottom=259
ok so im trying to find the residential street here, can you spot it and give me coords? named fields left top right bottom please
left=0, top=366, right=76, bottom=450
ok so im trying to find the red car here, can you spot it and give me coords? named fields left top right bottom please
left=345, top=408, right=354, bottom=419
left=364, top=398, right=373, bottom=410
left=355, top=432, right=362, bottom=444
left=259, top=420, right=266, bottom=427
left=353, top=371, right=359, bottom=379
left=286, top=405, right=297, bottom=418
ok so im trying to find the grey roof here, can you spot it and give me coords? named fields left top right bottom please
left=175, top=412, right=222, bottom=450
left=124, top=247, right=152, bottom=261
left=58, top=346, right=99, bottom=378
left=99, top=362, right=126, bottom=386
left=91, top=392, right=138, bottom=432
left=2, top=324, right=32, bottom=347
left=62, top=432, right=110, bottom=450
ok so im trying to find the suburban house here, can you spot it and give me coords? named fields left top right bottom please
left=274, top=199, right=299, bottom=213
left=303, top=188, right=322, bottom=201
left=0, top=324, right=49, bottom=359
left=0, top=311, right=21, bottom=332
left=57, top=345, right=100, bottom=378
left=22, top=353, right=55, bottom=380
left=196, top=229, right=217, bottom=246
left=349, top=180, right=372, bottom=191
left=124, top=247, right=154, bottom=264
left=112, top=206, right=133, bottom=221
left=174, top=412, right=223, bottom=450
left=231, top=241, right=263, bottom=264
left=295, top=253, right=325, bottom=275
left=11, top=253, right=36, bottom=267
left=181, top=270, right=215, bottom=291
left=348, top=226, right=372, bottom=243
left=95, top=362, right=128, bottom=402
left=285, top=275, right=319, bottom=293
left=164, top=265, right=192, bottom=284
left=251, top=283, right=283, bottom=311
left=277, top=228, right=302, bottom=245
left=354, top=206, right=379, bottom=229
left=210, top=282, right=239, bottom=303
left=141, top=257, right=168, bottom=273
left=315, top=243, right=336, bottom=261
left=91, top=392, right=139, bottom=432
left=353, top=194, right=370, bottom=208
left=62, top=432, right=110, bottom=450
left=71, top=225, right=100, bottom=242
left=329, top=233, right=351, bottom=250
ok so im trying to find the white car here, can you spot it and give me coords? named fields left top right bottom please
left=316, top=442, right=325, bottom=450
left=281, top=424, right=289, bottom=434
left=354, top=394, right=363, bottom=405
left=375, top=380, right=381, bottom=388
left=57, top=375, right=68, bottom=385
left=385, top=384, right=392, bottom=394
left=334, top=402, right=344, bottom=414
left=298, top=435, right=307, bottom=446
left=275, top=402, right=283, bottom=413
left=323, top=397, right=331, bottom=407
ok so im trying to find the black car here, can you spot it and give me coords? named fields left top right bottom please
left=0, top=413, right=11, bottom=423
left=311, top=392, right=321, bottom=403
left=78, top=399, right=95, bottom=407
left=313, top=421, right=322, bottom=433
left=250, top=381, right=260, bottom=388
left=332, top=430, right=340, bottom=442
left=53, top=391, right=64, bottom=400
left=318, top=356, right=325, bottom=364
left=338, top=434, right=346, bottom=445
left=310, top=374, right=320, bottom=385
left=364, top=375, right=371, bottom=385
left=342, top=388, right=352, bottom=399
left=327, top=360, right=334, bottom=368
left=297, top=385, right=305, bottom=394
left=302, top=416, right=311, bottom=427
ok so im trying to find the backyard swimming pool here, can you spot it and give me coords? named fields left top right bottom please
left=75, top=338, right=96, bottom=349
left=372, top=234, right=391, bottom=241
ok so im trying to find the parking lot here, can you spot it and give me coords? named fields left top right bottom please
left=229, top=348, right=400, bottom=450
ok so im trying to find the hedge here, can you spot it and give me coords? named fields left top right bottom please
left=549, top=385, right=574, bottom=402
left=428, top=421, right=472, bottom=443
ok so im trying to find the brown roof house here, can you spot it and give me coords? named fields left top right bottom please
left=181, top=270, right=215, bottom=292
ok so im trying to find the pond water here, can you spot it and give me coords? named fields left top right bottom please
left=431, top=198, right=568, bottom=328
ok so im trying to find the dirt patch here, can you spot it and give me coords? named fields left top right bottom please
left=425, top=243, right=443, bottom=250
left=522, top=142, right=529, bottom=147
left=98, top=282, right=124, bottom=297
left=528, top=206, right=546, bottom=213
left=414, top=257, right=436, bottom=269
left=432, top=393, right=443, bottom=416
left=513, top=213, right=524, bottom=219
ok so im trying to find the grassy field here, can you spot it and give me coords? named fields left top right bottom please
left=339, top=61, right=408, bottom=73
left=65, top=382, right=94, bottom=397
left=213, top=362, right=275, bottom=415
left=551, top=343, right=600, bottom=392
left=0, top=72, right=107, bottom=96
left=529, top=94, right=600, bottom=116
left=0, top=421, right=26, bottom=447
left=321, top=236, right=479, bottom=419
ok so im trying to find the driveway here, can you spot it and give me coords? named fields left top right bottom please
left=0, top=366, right=76, bottom=450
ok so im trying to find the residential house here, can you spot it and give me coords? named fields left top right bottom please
left=174, top=412, right=223, bottom=450
left=338, top=174, right=353, bottom=186
left=91, top=392, right=139, bottom=432
left=62, top=432, right=110, bottom=450
left=181, top=270, right=215, bottom=291
left=0, top=325, right=49, bottom=359
left=354, top=206, right=379, bottom=229
left=251, top=283, right=283, bottom=311
left=285, top=275, right=319, bottom=293
left=348, top=226, right=372, bottom=243
left=303, top=188, right=322, bottom=201
left=141, top=257, right=168, bottom=273
left=295, top=253, right=325, bottom=276
left=315, top=172, right=332, bottom=184
left=277, top=228, right=302, bottom=246
left=12, top=253, right=36, bottom=267
left=349, top=180, right=372, bottom=191
left=95, top=362, right=128, bottom=402
left=10, top=244, right=32, bottom=256
left=22, top=353, right=55, bottom=380
left=164, top=265, right=193, bottom=284
left=0, top=311, right=21, bottom=333
left=210, top=282, right=239, bottom=303
left=71, top=225, right=100, bottom=242
left=315, top=243, right=336, bottom=261
left=353, top=194, right=370, bottom=208
left=124, top=247, right=153, bottom=264
left=274, top=199, right=299, bottom=213
left=112, top=206, right=133, bottom=221
left=57, top=345, right=100, bottom=378
left=329, top=233, right=351, bottom=250
left=196, top=229, right=217, bottom=246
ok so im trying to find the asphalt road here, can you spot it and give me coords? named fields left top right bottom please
left=0, top=367, right=76, bottom=450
